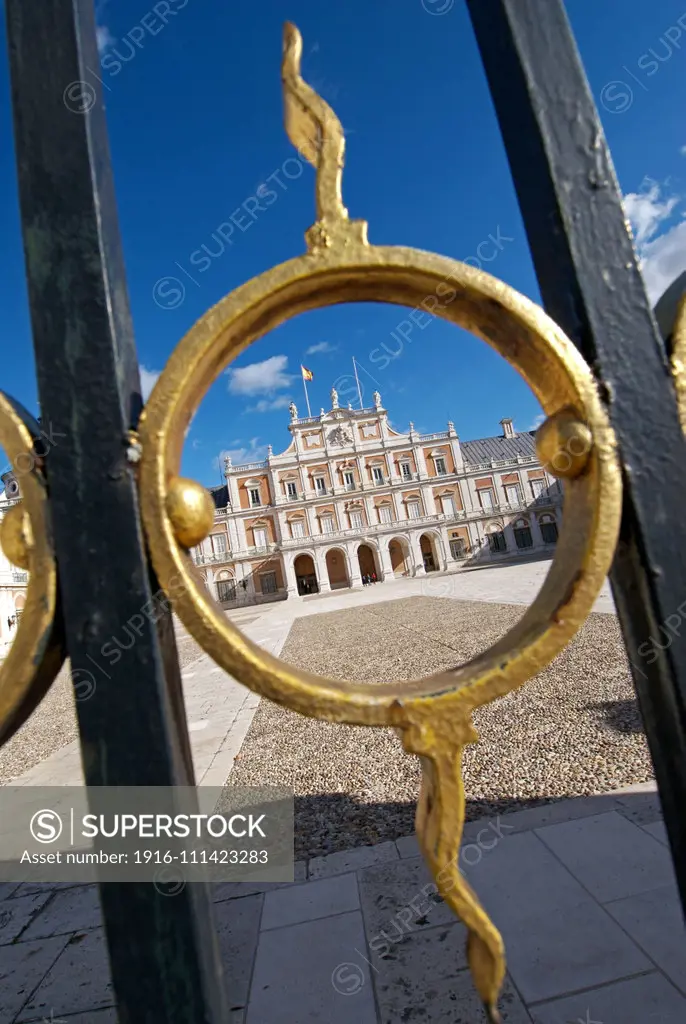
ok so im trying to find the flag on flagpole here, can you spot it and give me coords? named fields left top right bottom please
left=301, top=365, right=314, bottom=381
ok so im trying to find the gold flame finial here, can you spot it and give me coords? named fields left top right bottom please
left=281, top=22, right=367, bottom=252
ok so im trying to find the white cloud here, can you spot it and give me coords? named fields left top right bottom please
left=638, top=220, right=686, bottom=305
left=681, top=145, right=686, bottom=157
left=248, top=395, right=293, bottom=414
left=96, top=26, right=115, bottom=53
left=227, top=355, right=293, bottom=396
left=623, top=182, right=677, bottom=248
left=624, top=182, right=686, bottom=303
left=140, top=366, right=160, bottom=401
left=214, top=439, right=269, bottom=469
left=529, top=414, right=546, bottom=431
left=305, top=341, right=336, bottom=355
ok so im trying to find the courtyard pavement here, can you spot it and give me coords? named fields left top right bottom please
left=0, top=782, right=683, bottom=1022
left=6, top=558, right=613, bottom=792
left=3, top=560, right=681, bottom=1023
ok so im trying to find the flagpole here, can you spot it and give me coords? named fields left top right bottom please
left=303, top=376, right=312, bottom=417
left=352, top=356, right=363, bottom=409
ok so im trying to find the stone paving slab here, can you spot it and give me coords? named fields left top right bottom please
left=0, top=894, right=51, bottom=945
left=246, top=910, right=378, bottom=1024
left=214, top=893, right=263, bottom=1009
left=15, top=929, right=114, bottom=1021
left=605, top=883, right=686, bottom=994
left=0, top=935, right=70, bottom=1024
left=530, top=971, right=686, bottom=1024
left=2, top=613, right=290, bottom=791
left=261, top=871, right=359, bottom=931
left=2, top=784, right=682, bottom=1022
left=534, top=810, right=675, bottom=903
left=462, top=829, right=652, bottom=1004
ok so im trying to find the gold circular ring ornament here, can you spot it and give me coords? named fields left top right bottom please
left=140, top=253, right=621, bottom=720
left=138, top=24, right=623, bottom=1023
left=0, top=393, right=64, bottom=746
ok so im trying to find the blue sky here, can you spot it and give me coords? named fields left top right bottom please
left=1, top=0, right=685, bottom=487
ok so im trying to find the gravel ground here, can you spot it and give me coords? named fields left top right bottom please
left=0, top=632, right=205, bottom=783
left=229, top=597, right=653, bottom=860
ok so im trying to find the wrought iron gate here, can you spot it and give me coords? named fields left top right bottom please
left=1, top=1, right=685, bottom=1021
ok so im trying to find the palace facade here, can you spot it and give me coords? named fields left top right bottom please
left=0, top=477, right=27, bottom=657
left=192, top=391, right=563, bottom=606
left=0, top=392, right=564, bottom=655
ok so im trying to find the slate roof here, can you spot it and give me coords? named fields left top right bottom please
left=460, top=430, right=537, bottom=465
left=209, top=484, right=229, bottom=508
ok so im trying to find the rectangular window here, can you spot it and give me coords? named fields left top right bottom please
left=407, top=501, right=421, bottom=520
left=530, top=478, right=545, bottom=498
left=400, top=462, right=412, bottom=481
left=253, top=527, right=268, bottom=548
left=248, top=487, right=261, bottom=507
left=260, top=572, right=278, bottom=595
left=441, top=495, right=456, bottom=516
left=488, top=531, right=507, bottom=553
left=372, top=466, right=384, bottom=485
left=379, top=505, right=393, bottom=524
left=343, top=471, right=355, bottom=490
left=434, top=457, right=447, bottom=476
left=541, top=521, right=558, bottom=544
left=286, top=481, right=298, bottom=499
left=217, top=579, right=236, bottom=603
left=479, top=488, right=494, bottom=509
left=315, top=476, right=326, bottom=495
left=450, top=538, right=466, bottom=559
left=504, top=484, right=521, bottom=506
left=321, top=516, right=335, bottom=534
left=349, top=510, right=364, bottom=529
left=290, top=519, right=305, bottom=539
left=211, top=533, right=227, bottom=555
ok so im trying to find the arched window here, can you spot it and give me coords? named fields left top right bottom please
left=216, top=571, right=236, bottom=603
left=539, top=514, right=558, bottom=545
left=513, top=517, right=533, bottom=549
left=486, top=523, right=507, bottom=553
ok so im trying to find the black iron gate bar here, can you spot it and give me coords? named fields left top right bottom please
left=5, top=0, right=228, bottom=1020
left=3, top=1, right=685, bottom=1022
left=467, top=0, right=686, bottom=921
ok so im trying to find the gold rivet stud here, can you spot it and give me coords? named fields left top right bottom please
left=165, top=477, right=215, bottom=549
left=536, top=408, right=593, bottom=480
left=0, top=503, right=32, bottom=570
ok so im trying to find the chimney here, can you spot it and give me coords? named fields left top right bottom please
left=500, top=417, right=515, bottom=439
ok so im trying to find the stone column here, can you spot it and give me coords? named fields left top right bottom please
left=234, top=562, right=251, bottom=606
left=421, top=484, right=437, bottom=515
left=347, top=543, right=363, bottom=587
left=282, top=555, right=300, bottom=598
left=529, top=514, right=545, bottom=548
left=315, top=549, right=331, bottom=593
left=503, top=521, right=518, bottom=556
left=364, top=496, right=376, bottom=527
left=413, top=443, right=429, bottom=480
left=378, top=539, right=395, bottom=582
left=409, top=532, right=426, bottom=576
left=356, top=456, right=367, bottom=490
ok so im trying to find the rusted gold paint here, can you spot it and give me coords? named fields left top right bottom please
left=0, top=394, right=64, bottom=746
left=137, top=24, right=623, bottom=1021
left=670, top=291, right=686, bottom=433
